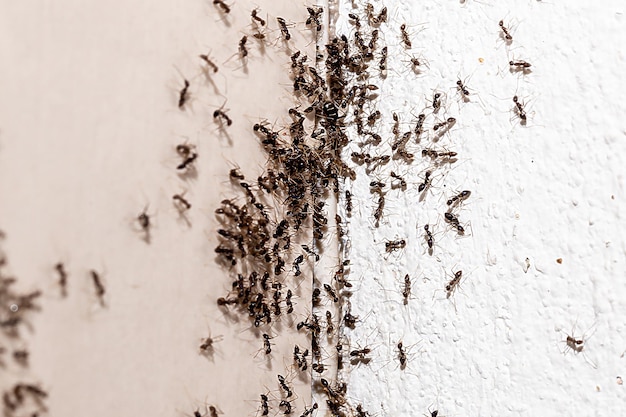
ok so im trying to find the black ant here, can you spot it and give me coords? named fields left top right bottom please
left=213, top=0, right=230, bottom=14
left=178, top=79, right=190, bottom=109
left=499, top=20, right=513, bottom=43
left=199, top=331, right=223, bottom=356
left=513, top=95, right=527, bottom=124
left=400, top=24, right=412, bottom=48
left=263, top=333, right=273, bottom=354
left=277, top=374, right=293, bottom=398
left=509, top=60, right=531, bottom=73
left=447, top=190, right=471, bottom=208
left=173, top=193, right=192, bottom=212
left=90, top=269, right=106, bottom=307
left=402, top=274, right=411, bottom=305
left=280, top=399, right=293, bottom=414
left=137, top=206, right=152, bottom=241
left=432, top=92, right=442, bottom=112
left=306, top=7, right=323, bottom=32
left=385, top=239, right=406, bottom=253
left=397, top=341, right=407, bottom=369
left=177, top=151, right=198, bottom=171
left=55, top=262, right=68, bottom=297
left=260, top=394, right=269, bottom=416
left=379, top=46, right=388, bottom=72
left=433, top=117, right=456, bottom=131
left=276, top=17, right=291, bottom=41
left=214, top=109, right=233, bottom=126
left=350, top=347, right=372, bottom=365
left=300, top=403, right=318, bottom=417
left=251, top=8, right=266, bottom=26
left=445, top=270, right=463, bottom=298
left=424, top=224, right=434, bottom=255
left=444, top=211, right=465, bottom=235
left=456, top=79, right=470, bottom=102
left=418, top=171, right=432, bottom=193
left=239, top=35, right=248, bottom=58
left=345, top=190, right=353, bottom=215
left=199, top=53, right=219, bottom=73
left=324, top=283, right=339, bottom=303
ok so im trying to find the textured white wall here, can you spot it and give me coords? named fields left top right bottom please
left=335, top=0, right=626, bottom=416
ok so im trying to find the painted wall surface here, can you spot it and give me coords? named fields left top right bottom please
left=0, top=1, right=322, bottom=416
left=1, top=0, right=626, bottom=417
left=335, top=0, right=626, bottom=416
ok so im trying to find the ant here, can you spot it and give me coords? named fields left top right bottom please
left=397, top=341, right=407, bottom=369
left=260, top=394, right=270, bottom=416
left=385, top=239, right=406, bottom=253
left=251, top=8, right=266, bottom=26
left=424, top=224, right=434, bottom=255
left=199, top=53, right=219, bottom=73
left=402, top=274, right=411, bottom=305
left=280, top=399, right=294, bottom=415
left=499, top=20, right=513, bottom=43
left=173, top=193, right=192, bottom=212
left=456, top=79, right=470, bottom=102
left=177, top=151, right=198, bottom=171
left=276, top=17, right=291, bottom=41
left=418, top=171, right=432, bottom=193
left=178, top=79, right=190, bottom=109
left=55, top=262, right=68, bottom=297
left=350, top=347, right=372, bottom=365
left=239, top=36, right=248, bottom=58
left=200, top=331, right=223, bottom=356
left=379, top=46, right=388, bottom=72
left=432, top=92, right=442, bottom=113
left=509, top=59, right=532, bottom=74
left=90, top=269, right=106, bottom=307
left=213, top=0, right=230, bottom=14
left=300, top=403, right=318, bottom=417
left=348, top=13, right=361, bottom=28
left=512, top=95, right=527, bottom=124
left=445, top=270, right=463, bottom=298
left=262, top=333, right=273, bottom=354
left=277, top=374, right=293, bottom=398
left=400, top=24, right=412, bottom=48
left=345, top=190, right=353, bottom=215
left=306, top=7, right=323, bottom=32
left=137, top=206, right=152, bottom=241
left=444, top=211, right=465, bottom=235
left=414, top=113, right=426, bottom=140
left=213, top=108, right=232, bottom=126
left=326, top=310, right=335, bottom=335
left=447, top=190, right=471, bottom=208
left=324, top=283, right=339, bottom=303
left=433, top=117, right=456, bottom=131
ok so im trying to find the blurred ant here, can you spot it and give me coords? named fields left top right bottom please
left=251, top=8, right=266, bottom=26
left=276, top=17, right=291, bottom=41
left=199, top=329, right=223, bottom=357
left=239, top=36, right=248, bottom=58
left=136, top=206, right=153, bottom=242
left=262, top=333, right=273, bottom=354
left=509, top=59, right=532, bottom=74
left=90, top=269, right=106, bottom=307
left=379, top=46, right=388, bottom=73
left=55, top=262, right=68, bottom=297
left=173, top=193, right=192, bottom=212
left=178, top=79, right=190, bottom=109
left=213, top=0, right=230, bottom=14
left=199, top=53, right=219, bottom=73
left=306, top=7, right=323, bottom=32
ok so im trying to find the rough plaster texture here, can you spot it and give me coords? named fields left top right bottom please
left=335, top=0, right=626, bottom=416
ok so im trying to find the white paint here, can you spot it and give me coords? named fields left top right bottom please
left=335, top=0, right=626, bottom=415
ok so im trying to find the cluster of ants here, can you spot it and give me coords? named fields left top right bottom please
left=0, top=231, right=49, bottom=416
left=498, top=19, right=533, bottom=124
